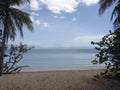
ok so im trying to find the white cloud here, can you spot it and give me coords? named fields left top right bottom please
left=30, top=16, right=49, bottom=27
left=74, top=34, right=103, bottom=41
left=53, top=15, right=65, bottom=19
left=35, top=20, right=41, bottom=25
left=35, top=0, right=99, bottom=14
left=59, top=16, right=65, bottom=19
left=72, top=17, right=76, bottom=22
left=30, top=0, right=41, bottom=10
left=73, top=34, right=104, bottom=47
left=43, top=22, right=49, bottom=27
left=31, top=12, right=39, bottom=16
left=30, top=16, right=41, bottom=25
left=39, top=0, right=81, bottom=14
left=81, top=0, right=99, bottom=6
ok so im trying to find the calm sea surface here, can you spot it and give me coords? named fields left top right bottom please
left=19, top=48, right=105, bottom=72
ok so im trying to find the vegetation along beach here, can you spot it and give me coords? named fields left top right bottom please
left=0, top=0, right=120, bottom=90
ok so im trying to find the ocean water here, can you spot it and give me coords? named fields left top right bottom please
left=20, top=48, right=105, bottom=72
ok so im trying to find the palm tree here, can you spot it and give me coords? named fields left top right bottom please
left=99, top=0, right=120, bottom=26
left=0, top=0, right=33, bottom=76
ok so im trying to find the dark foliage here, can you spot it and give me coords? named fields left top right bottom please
left=91, top=28, right=120, bottom=80
left=2, top=43, right=33, bottom=74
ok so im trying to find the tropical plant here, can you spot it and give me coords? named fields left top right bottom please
left=0, top=0, right=33, bottom=76
left=91, top=0, right=120, bottom=80
left=91, top=28, right=120, bottom=80
left=3, top=43, right=34, bottom=74
left=99, top=0, right=120, bottom=26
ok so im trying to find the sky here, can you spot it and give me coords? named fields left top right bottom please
left=11, top=0, right=114, bottom=48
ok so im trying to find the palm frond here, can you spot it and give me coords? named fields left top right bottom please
left=99, top=0, right=116, bottom=15
left=111, top=2, right=120, bottom=21
left=0, top=0, right=9, bottom=8
left=9, top=8, right=33, bottom=38
left=6, top=15, right=16, bottom=40
left=0, top=0, right=6, bottom=5
left=0, top=0, right=33, bottom=40
left=9, top=0, right=30, bottom=6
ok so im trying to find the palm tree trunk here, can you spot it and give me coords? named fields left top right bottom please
left=0, top=10, right=8, bottom=76
left=0, top=27, right=7, bottom=76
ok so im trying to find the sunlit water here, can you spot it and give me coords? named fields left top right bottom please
left=19, top=48, right=105, bottom=72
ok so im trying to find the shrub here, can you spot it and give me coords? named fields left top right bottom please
left=91, top=28, right=120, bottom=80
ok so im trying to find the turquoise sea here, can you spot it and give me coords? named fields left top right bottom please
left=19, top=48, right=105, bottom=72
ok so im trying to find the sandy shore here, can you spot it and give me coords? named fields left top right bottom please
left=0, top=69, right=120, bottom=90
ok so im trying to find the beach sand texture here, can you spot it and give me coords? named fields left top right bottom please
left=0, top=70, right=120, bottom=90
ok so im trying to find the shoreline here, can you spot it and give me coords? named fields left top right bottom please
left=21, top=66, right=105, bottom=72
left=0, top=69, right=120, bottom=90
left=21, top=68, right=105, bottom=73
